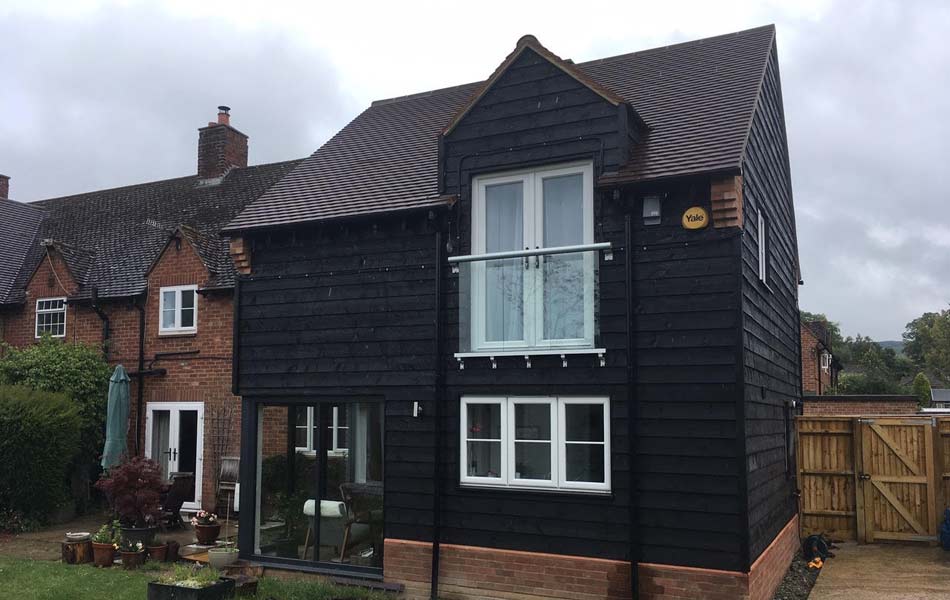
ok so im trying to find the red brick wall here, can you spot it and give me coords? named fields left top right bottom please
left=0, top=237, right=241, bottom=511
left=385, top=517, right=799, bottom=600
left=801, top=325, right=832, bottom=395
left=747, top=515, right=799, bottom=600
left=802, top=396, right=919, bottom=416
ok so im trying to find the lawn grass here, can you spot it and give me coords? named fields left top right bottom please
left=0, top=558, right=390, bottom=600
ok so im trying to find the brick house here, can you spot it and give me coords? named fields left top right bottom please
left=224, top=26, right=801, bottom=600
left=0, top=109, right=301, bottom=510
left=801, top=320, right=838, bottom=395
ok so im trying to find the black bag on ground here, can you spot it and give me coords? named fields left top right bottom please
left=803, top=534, right=831, bottom=561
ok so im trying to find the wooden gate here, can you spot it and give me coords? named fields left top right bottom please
left=857, top=418, right=938, bottom=542
left=797, top=416, right=948, bottom=543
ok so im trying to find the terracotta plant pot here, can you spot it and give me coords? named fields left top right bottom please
left=193, top=523, right=220, bottom=545
left=146, top=544, right=168, bottom=562
left=120, top=526, right=157, bottom=547
left=121, top=550, right=145, bottom=569
left=92, top=542, right=115, bottom=568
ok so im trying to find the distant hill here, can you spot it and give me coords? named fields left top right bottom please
left=877, top=340, right=905, bottom=355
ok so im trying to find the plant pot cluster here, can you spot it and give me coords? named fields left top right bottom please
left=89, top=520, right=176, bottom=569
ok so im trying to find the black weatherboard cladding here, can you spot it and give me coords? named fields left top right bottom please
left=739, top=41, right=800, bottom=563
left=232, top=24, right=796, bottom=575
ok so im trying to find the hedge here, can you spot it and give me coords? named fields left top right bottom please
left=0, top=385, right=81, bottom=522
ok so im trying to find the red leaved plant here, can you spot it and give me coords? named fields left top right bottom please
left=95, top=457, right=163, bottom=527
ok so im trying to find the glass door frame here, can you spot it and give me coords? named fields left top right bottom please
left=243, top=397, right=385, bottom=579
left=144, top=401, right=205, bottom=511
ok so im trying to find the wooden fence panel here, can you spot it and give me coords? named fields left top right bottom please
left=940, top=418, right=949, bottom=517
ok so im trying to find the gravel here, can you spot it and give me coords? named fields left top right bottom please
left=772, top=553, right=820, bottom=600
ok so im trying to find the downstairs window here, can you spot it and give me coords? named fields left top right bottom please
left=460, top=396, right=610, bottom=492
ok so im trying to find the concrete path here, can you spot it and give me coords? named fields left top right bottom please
left=810, top=542, right=950, bottom=600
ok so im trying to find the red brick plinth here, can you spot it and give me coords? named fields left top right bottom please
left=385, top=515, right=799, bottom=600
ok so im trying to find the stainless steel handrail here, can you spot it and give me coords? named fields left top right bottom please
left=447, top=242, right=611, bottom=264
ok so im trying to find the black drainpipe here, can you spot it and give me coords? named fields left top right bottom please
left=134, top=297, right=146, bottom=455
left=624, top=213, right=640, bottom=599
left=430, top=229, right=446, bottom=600
left=89, top=287, right=111, bottom=360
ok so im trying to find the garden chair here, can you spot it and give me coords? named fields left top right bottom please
left=160, top=472, right=194, bottom=531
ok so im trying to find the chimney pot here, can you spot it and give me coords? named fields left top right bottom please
left=0, top=174, right=9, bottom=199
left=217, top=105, right=231, bottom=126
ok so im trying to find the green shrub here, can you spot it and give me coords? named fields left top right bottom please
left=0, top=385, right=81, bottom=524
left=0, top=337, right=110, bottom=487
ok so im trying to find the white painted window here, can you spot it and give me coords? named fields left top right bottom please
left=757, top=209, right=769, bottom=283
left=35, top=297, right=66, bottom=338
left=159, top=285, right=197, bottom=334
left=295, top=406, right=349, bottom=455
left=470, top=162, right=595, bottom=351
left=460, top=396, right=610, bottom=493
left=820, top=351, right=832, bottom=372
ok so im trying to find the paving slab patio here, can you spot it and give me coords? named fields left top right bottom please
left=810, top=542, right=950, bottom=600
left=0, top=512, right=236, bottom=561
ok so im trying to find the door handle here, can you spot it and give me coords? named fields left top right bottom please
left=172, top=448, right=178, bottom=461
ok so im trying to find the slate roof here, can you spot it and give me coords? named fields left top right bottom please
left=225, top=25, right=776, bottom=232
left=0, top=198, right=45, bottom=303
left=2, top=160, right=301, bottom=304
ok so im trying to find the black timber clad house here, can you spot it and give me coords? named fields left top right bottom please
left=224, top=25, right=801, bottom=599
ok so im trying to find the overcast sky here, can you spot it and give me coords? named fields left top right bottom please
left=1, top=0, right=947, bottom=340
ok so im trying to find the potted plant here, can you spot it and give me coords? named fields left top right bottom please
left=148, top=564, right=235, bottom=600
left=118, top=537, right=145, bottom=569
left=191, top=510, right=220, bottom=545
left=207, top=493, right=239, bottom=569
left=147, top=538, right=169, bottom=562
left=95, top=457, right=163, bottom=546
left=91, top=521, right=119, bottom=568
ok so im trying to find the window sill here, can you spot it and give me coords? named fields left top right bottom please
left=455, top=348, right=606, bottom=368
left=460, top=482, right=612, bottom=496
left=158, top=330, right=197, bottom=338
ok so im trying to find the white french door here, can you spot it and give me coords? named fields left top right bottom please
left=145, top=402, right=204, bottom=511
left=471, top=161, right=594, bottom=351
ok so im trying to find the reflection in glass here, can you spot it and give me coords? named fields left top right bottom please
left=543, top=173, right=585, bottom=341
left=466, top=403, right=502, bottom=478
left=255, top=403, right=384, bottom=568
left=564, top=403, right=606, bottom=484
left=513, top=403, right=551, bottom=481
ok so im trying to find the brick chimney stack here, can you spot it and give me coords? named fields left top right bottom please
left=197, top=106, right=248, bottom=179
left=0, top=175, right=9, bottom=199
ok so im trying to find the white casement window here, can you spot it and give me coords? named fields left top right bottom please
left=470, top=162, right=595, bottom=351
left=460, top=396, right=610, bottom=493
left=159, top=285, right=197, bottom=334
left=820, top=351, right=832, bottom=372
left=757, top=209, right=769, bottom=283
left=295, top=406, right=349, bottom=455
left=35, top=297, right=67, bottom=338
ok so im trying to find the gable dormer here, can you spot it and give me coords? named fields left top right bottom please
left=440, top=35, right=643, bottom=200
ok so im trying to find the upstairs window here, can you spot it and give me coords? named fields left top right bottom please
left=159, top=285, right=197, bottom=334
left=468, top=162, right=595, bottom=352
left=35, top=297, right=66, bottom=338
left=757, top=209, right=770, bottom=284
left=460, top=396, right=610, bottom=493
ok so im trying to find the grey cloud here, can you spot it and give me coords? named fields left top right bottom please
left=0, top=8, right=355, bottom=202
left=781, top=0, right=950, bottom=339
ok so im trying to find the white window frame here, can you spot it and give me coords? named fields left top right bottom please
left=460, top=395, right=610, bottom=493
left=158, top=284, right=198, bottom=335
left=470, top=161, right=595, bottom=352
left=820, top=351, right=832, bottom=372
left=35, top=297, right=67, bottom=338
left=295, top=406, right=349, bottom=455
left=757, top=209, right=769, bottom=284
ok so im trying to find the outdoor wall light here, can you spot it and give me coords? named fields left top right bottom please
left=643, top=195, right=662, bottom=225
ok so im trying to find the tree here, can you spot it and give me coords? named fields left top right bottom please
left=902, top=308, right=950, bottom=384
left=912, top=372, right=932, bottom=407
